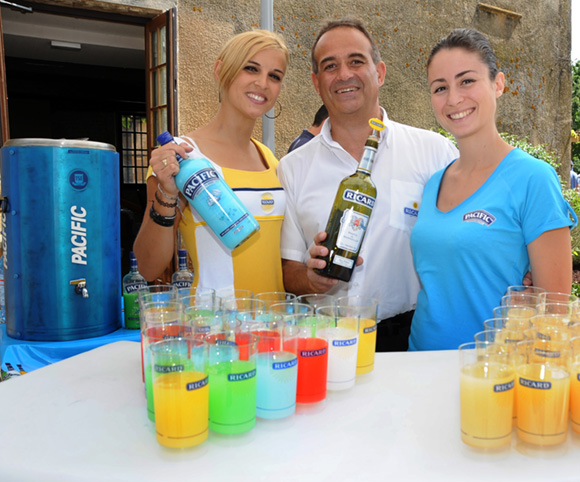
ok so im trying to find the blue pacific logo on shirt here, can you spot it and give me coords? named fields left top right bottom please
left=462, top=210, right=496, bottom=226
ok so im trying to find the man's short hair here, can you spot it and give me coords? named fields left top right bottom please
left=311, top=18, right=382, bottom=74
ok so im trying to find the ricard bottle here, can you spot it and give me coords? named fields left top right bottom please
left=122, top=251, right=147, bottom=329
left=315, top=118, right=385, bottom=282
left=171, top=249, right=194, bottom=289
left=156, top=131, right=260, bottom=250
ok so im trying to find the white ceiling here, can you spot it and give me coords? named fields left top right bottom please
left=1, top=6, right=145, bottom=68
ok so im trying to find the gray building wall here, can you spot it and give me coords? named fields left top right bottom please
left=176, top=0, right=572, bottom=174
left=50, top=0, right=572, bottom=170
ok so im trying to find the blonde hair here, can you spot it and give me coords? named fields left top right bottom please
left=216, top=30, right=289, bottom=97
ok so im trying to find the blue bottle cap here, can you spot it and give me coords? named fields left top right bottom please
left=157, top=131, right=173, bottom=145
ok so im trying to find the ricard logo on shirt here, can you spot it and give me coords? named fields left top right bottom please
left=404, top=201, right=419, bottom=217
left=462, top=209, right=496, bottom=226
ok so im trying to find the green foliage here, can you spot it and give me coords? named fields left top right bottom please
left=563, top=188, right=580, bottom=265
left=435, top=128, right=561, bottom=174
left=572, top=282, right=580, bottom=298
left=573, top=60, right=580, bottom=169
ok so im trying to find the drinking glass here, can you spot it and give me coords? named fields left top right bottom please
left=315, top=305, right=359, bottom=391
left=150, top=337, right=208, bottom=448
left=255, top=291, right=297, bottom=310
left=253, top=321, right=299, bottom=419
left=142, top=315, right=190, bottom=422
left=515, top=339, right=570, bottom=446
left=459, top=341, right=514, bottom=449
left=571, top=336, right=580, bottom=434
left=336, top=295, right=379, bottom=375
left=206, top=330, right=258, bottom=434
left=292, top=314, right=331, bottom=404
left=296, top=294, right=337, bottom=312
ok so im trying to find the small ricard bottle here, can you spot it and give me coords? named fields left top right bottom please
left=172, top=249, right=194, bottom=289
left=315, top=118, right=385, bottom=282
left=122, top=252, right=147, bottom=330
left=156, top=131, right=260, bottom=250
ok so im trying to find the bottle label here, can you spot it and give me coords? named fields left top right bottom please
left=519, top=378, right=551, bottom=390
left=220, top=213, right=249, bottom=237
left=172, top=280, right=192, bottom=289
left=228, top=369, right=257, bottom=382
left=186, top=377, right=208, bottom=391
left=336, top=208, right=368, bottom=253
left=124, top=282, right=147, bottom=294
left=332, top=254, right=354, bottom=269
left=182, top=168, right=219, bottom=200
left=342, top=189, right=375, bottom=209
left=272, top=358, right=298, bottom=370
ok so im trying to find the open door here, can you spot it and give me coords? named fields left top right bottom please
left=0, top=7, right=9, bottom=145
left=146, top=8, right=176, bottom=157
left=145, top=8, right=178, bottom=282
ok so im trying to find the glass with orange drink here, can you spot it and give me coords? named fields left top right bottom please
left=459, top=341, right=514, bottom=449
left=514, top=339, right=570, bottom=446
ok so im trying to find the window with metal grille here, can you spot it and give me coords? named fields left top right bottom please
left=121, top=114, right=148, bottom=184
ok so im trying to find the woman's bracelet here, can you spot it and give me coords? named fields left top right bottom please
left=149, top=202, right=176, bottom=227
left=154, top=189, right=178, bottom=208
left=157, top=183, right=179, bottom=201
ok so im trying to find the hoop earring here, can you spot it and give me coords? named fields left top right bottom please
left=265, top=100, right=282, bottom=119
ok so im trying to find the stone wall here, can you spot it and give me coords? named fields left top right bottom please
left=176, top=0, right=571, bottom=171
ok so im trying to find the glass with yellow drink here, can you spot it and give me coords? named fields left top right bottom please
left=474, top=330, right=522, bottom=426
left=150, top=337, right=209, bottom=449
left=493, top=304, right=537, bottom=323
left=336, top=296, right=378, bottom=375
left=459, top=341, right=514, bottom=449
left=515, top=339, right=570, bottom=446
left=570, top=337, right=580, bottom=434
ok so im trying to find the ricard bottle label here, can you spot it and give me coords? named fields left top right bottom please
left=336, top=209, right=369, bottom=253
left=342, top=189, right=375, bottom=208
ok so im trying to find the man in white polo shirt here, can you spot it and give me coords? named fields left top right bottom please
left=277, top=18, right=458, bottom=351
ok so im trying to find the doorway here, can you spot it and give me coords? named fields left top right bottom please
left=1, top=5, right=148, bottom=275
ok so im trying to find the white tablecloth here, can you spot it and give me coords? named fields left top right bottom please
left=0, top=341, right=578, bottom=482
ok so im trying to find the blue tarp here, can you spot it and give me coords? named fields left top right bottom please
left=0, top=324, right=140, bottom=376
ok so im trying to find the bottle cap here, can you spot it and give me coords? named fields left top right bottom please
left=157, top=131, right=173, bottom=145
left=129, top=251, right=136, bottom=261
left=368, top=118, right=385, bottom=132
left=178, top=249, right=187, bottom=257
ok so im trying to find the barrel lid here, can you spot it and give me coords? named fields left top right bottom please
left=4, top=138, right=116, bottom=152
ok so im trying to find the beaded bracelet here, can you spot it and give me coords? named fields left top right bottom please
left=157, top=183, right=179, bottom=201
left=149, top=202, right=176, bottom=227
left=154, top=189, right=178, bottom=208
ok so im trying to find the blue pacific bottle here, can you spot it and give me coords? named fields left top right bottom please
left=157, top=131, right=260, bottom=250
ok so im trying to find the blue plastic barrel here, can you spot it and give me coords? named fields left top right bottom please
left=1, top=139, right=121, bottom=341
